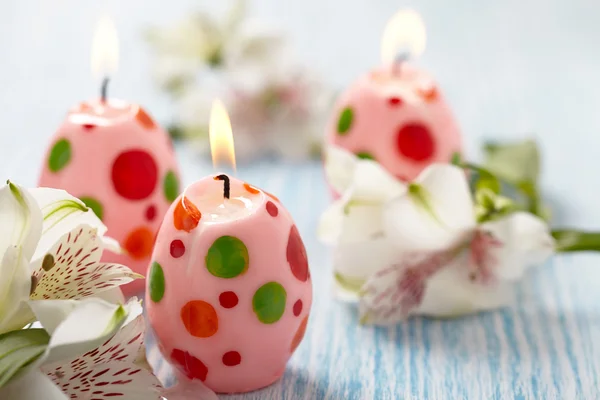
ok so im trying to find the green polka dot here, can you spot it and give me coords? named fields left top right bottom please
left=337, top=107, right=354, bottom=135
left=80, top=196, right=104, bottom=220
left=149, top=262, right=165, bottom=303
left=356, top=151, right=375, bottom=161
left=252, top=282, right=287, bottom=324
left=205, top=236, right=249, bottom=278
left=163, top=171, right=179, bottom=202
left=48, top=138, right=72, bottom=172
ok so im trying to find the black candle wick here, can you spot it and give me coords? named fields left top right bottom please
left=215, top=174, right=231, bottom=199
left=101, top=77, right=109, bottom=102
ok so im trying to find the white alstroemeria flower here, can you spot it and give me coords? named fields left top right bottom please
left=318, top=146, right=405, bottom=299
left=40, top=299, right=217, bottom=400
left=357, top=164, right=555, bottom=324
left=0, top=183, right=140, bottom=334
left=0, top=298, right=141, bottom=399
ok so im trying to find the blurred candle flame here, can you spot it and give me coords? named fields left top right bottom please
left=91, top=15, right=119, bottom=79
left=380, top=9, right=427, bottom=66
left=209, top=100, right=237, bottom=173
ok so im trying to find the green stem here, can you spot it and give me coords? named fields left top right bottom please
left=552, top=230, right=600, bottom=252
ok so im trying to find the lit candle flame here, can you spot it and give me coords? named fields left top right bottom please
left=209, top=100, right=237, bottom=173
left=91, top=15, right=119, bottom=80
left=380, top=9, right=427, bottom=66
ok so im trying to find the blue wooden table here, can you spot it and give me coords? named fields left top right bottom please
left=3, top=0, right=600, bottom=398
left=142, top=153, right=600, bottom=399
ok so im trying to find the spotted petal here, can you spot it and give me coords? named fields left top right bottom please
left=481, top=211, right=554, bottom=281
left=30, top=188, right=111, bottom=261
left=42, top=314, right=163, bottom=400
left=416, top=257, right=513, bottom=317
left=0, top=246, right=35, bottom=334
left=359, top=247, right=461, bottom=324
left=30, top=225, right=142, bottom=300
left=30, top=298, right=139, bottom=365
left=0, top=370, right=67, bottom=400
left=383, top=164, right=476, bottom=252
left=0, top=182, right=42, bottom=263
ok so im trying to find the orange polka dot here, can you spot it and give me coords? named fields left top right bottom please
left=123, top=227, right=154, bottom=260
left=243, top=183, right=260, bottom=194
left=181, top=300, right=219, bottom=338
left=266, top=192, right=280, bottom=202
left=290, top=315, right=309, bottom=353
left=136, top=107, right=156, bottom=129
left=173, top=197, right=201, bottom=232
left=417, top=86, right=439, bottom=103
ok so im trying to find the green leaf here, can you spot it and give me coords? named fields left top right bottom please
left=552, top=230, right=600, bottom=252
left=0, top=328, right=50, bottom=388
left=483, top=139, right=540, bottom=182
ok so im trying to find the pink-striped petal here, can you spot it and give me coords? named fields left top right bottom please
left=359, top=248, right=460, bottom=324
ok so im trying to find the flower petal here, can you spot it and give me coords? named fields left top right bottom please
left=0, top=182, right=42, bottom=262
left=31, top=225, right=142, bottom=300
left=359, top=247, right=460, bottom=324
left=324, top=145, right=358, bottom=195
left=31, top=298, right=139, bottom=365
left=29, top=188, right=109, bottom=260
left=42, top=312, right=164, bottom=400
left=417, top=255, right=513, bottom=317
left=97, top=287, right=126, bottom=304
left=481, top=212, right=554, bottom=281
left=332, top=237, right=397, bottom=296
left=47, top=361, right=162, bottom=400
left=384, top=164, right=475, bottom=252
left=350, top=160, right=405, bottom=203
left=0, top=370, right=67, bottom=400
left=0, top=246, right=35, bottom=334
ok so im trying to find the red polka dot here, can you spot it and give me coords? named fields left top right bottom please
left=111, top=150, right=158, bottom=200
left=388, top=97, right=403, bottom=106
left=287, top=225, right=309, bottom=282
left=396, top=123, right=435, bottom=162
left=170, top=349, right=208, bottom=381
left=266, top=201, right=278, bottom=217
left=82, top=123, right=96, bottom=130
left=293, top=299, right=303, bottom=316
left=170, top=239, right=185, bottom=258
left=145, top=204, right=157, bottom=221
left=219, top=291, right=239, bottom=309
left=222, top=351, right=241, bottom=366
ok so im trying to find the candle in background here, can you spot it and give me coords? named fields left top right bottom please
left=146, top=101, right=312, bottom=394
left=325, top=9, right=462, bottom=185
left=38, top=16, right=181, bottom=296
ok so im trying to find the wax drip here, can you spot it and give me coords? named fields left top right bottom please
left=101, top=77, right=109, bottom=102
left=215, top=174, right=231, bottom=199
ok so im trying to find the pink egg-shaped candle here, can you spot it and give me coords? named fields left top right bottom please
left=326, top=10, right=462, bottom=184
left=146, top=101, right=312, bottom=394
left=38, top=17, right=181, bottom=296
left=38, top=99, right=181, bottom=296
